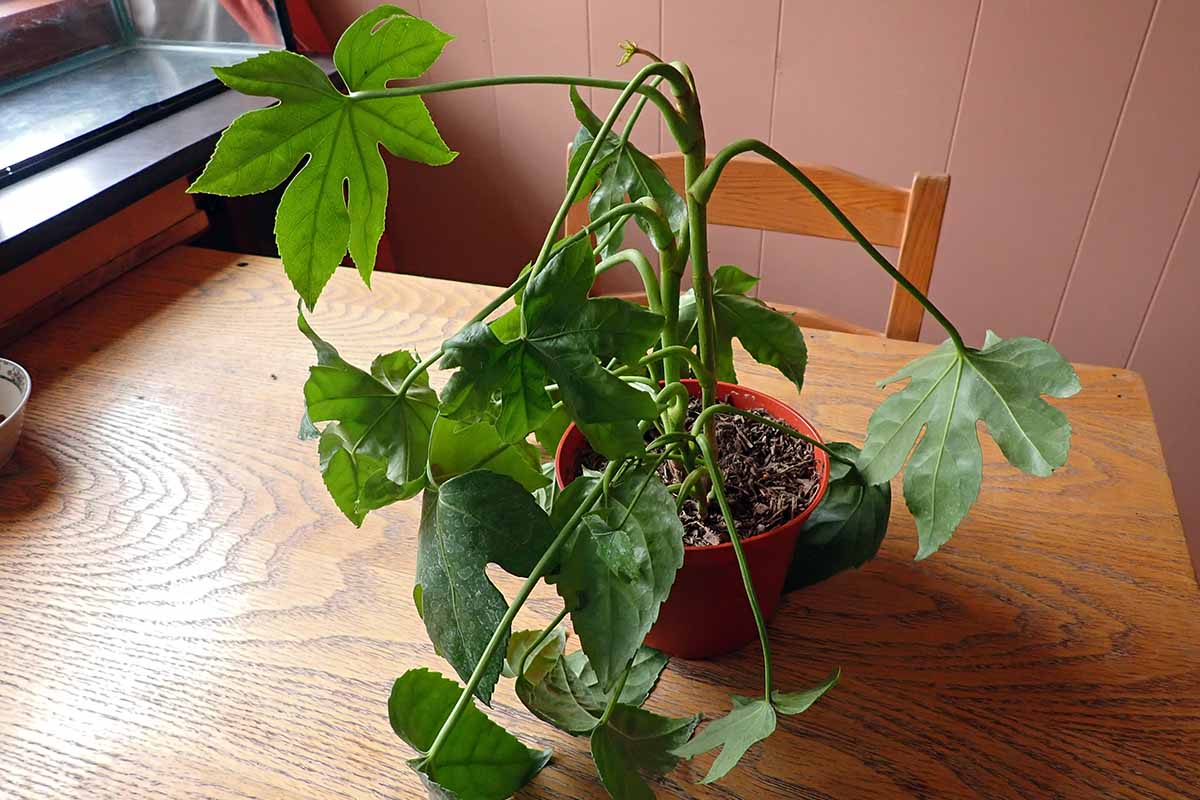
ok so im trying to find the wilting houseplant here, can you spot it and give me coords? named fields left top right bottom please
left=190, top=7, right=1081, bottom=798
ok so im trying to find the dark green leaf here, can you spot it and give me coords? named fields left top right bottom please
left=389, top=667, right=551, bottom=800
left=550, top=470, right=683, bottom=690
left=515, top=646, right=668, bottom=735
left=568, top=88, right=686, bottom=254
left=415, top=472, right=557, bottom=703
left=678, top=267, right=807, bottom=392
left=858, top=332, right=1080, bottom=558
left=190, top=13, right=456, bottom=307
left=771, top=668, right=840, bottom=714
left=298, top=312, right=436, bottom=524
left=671, top=695, right=776, bottom=785
left=787, top=442, right=890, bottom=590
left=427, top=415, right=548, bottom=492
left=591, top=705, right=699, bottom=800
left=439, top=240, right=662, bottom=458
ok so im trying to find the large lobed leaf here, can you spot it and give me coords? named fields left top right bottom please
left=858, top=331, right=1080, bottom=558
left=415, top=471, right=557, bottom=704
left=549, top=469, right=684, bottom=692
left=439, top=238, right=663, bottom=459
left=389, top=667, right=551, bottom=800
left=298, top=312, right=437, bottom=525
left=678, top=265, right=808, bottom=394
left=672, top=670, right=839, bottom=785
left=189, top=6, right=457, bottom=308
left=787, top=442, right=891, bottom=590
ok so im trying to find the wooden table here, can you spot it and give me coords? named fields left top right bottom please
left=1, top=246, right=1195, bottom=799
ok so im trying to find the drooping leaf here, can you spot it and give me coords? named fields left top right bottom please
left=678, top=265, right=807, bottom=393
left=568, top=87, right=686, bottom=254
left=427, top=415, right=548, bottom=492
left=771, top=668, right=840, bottom=715
left=591, top=704, right=700, bottom=800
left=298, top=410, right=320, bottom=440
left=787, top=442, right=891, bottom=590
left=532, top=461, right=561, bottom=514
left=298, top=312, right=437, bottom=525
left=189, top=10, right=456, bottom=307
left=503, top=625, right=568, bottom=682
left=439, top=239, right=663, bottom=458
left=389, top=667, right=551, bottom=800
left=671, top=695, right=775, bottom=785
left=415, top=472, right=557, bottom=704
left=549, top=470, right=684, bottom=691
left=858, top=332, right=1080, bottom=558
left=515, top=646, right=669, bottom=735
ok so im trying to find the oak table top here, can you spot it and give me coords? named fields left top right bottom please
left=1, top=245, right=1195, bottom=800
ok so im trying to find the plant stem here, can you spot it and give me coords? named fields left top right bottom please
left=640, top=346, right=709, bottom=382
left=691, top=138, right=966, bottom=353
left=690, top=404, right=856, bottom=467
left=674, top=466, right=707, bottom=512
left=682, top=143, right=719, bottom=436
left=696, top=433, right=773, bottom=700
left=351, top=74, right=685, bottom=138
left=594, top=249, right=662, bottom=315
left=597, top=664, right=632, bottom=727
left=423, top=463, right=615, bottom=765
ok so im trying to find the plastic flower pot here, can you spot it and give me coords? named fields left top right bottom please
left=556, top=379, right=830, bottom=659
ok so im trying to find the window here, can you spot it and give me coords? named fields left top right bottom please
left=0, top=0, right=288, bottom=186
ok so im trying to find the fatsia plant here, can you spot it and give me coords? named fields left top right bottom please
left=191, top=7, right=1080, bottom=798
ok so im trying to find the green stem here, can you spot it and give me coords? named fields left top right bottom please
left=696, top=433, right=773, bottom=700
left=691, top=138, right=966, bottom=352
left=640, top=346, right=709, bottom=382
left=674, top=466, right=707, bottom=512
left=690, top=404, right=855, bottom=467
left=682, top=145, right=719, bottom=424
left=350, top=74, right=685, bottom=138
left=597, top=664, right=632, bottom=727
left=594, top=249, right=662, bottom=314
left=516, top=606, right=569, bottom=679
left=423, top=462, right=615, bottom=764
left=653, top=383, right=690, bottom=415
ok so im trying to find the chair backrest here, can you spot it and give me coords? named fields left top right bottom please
left=566, top=152, right=950, bottom=341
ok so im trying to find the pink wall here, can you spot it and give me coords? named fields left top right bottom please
left=314, top=1, right=1200, bottom=553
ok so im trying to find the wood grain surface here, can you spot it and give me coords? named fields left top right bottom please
left=0, top=246, right=1195, bottom=799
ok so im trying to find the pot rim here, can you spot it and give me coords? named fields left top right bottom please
left=554, top=378, right=831, bottom=554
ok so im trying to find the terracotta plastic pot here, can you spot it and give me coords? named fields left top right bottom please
left=555, top=379, right=830, bottom=659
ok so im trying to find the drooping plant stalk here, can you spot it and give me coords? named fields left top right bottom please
left=691, top=138, right=966, bottom=353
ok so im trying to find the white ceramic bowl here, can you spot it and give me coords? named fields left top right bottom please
left=0, top=358, right=31, bottom=468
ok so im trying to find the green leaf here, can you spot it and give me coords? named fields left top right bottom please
left=439, top=239, right=662, bottom=458
left=532, top=461, right=561, bottom=514
left=298, top=410, right=320, bottom=440
left=591, top=705, right=699, bottom=800
left=678, top=267, right=807, bottom=392
left=771, top=668, right=840, bottom=714
left=671, top=695, right=776, bottom=785
left=515, top=646, right=668, bottom=735
left=298, top=312, right=437, bottom=524
left=415, top=472, right=557, bottom=704
left=787, top=443, right=891, bottom=590
left=333, top=5, right=452, bottom=92
left=503, top=626, right=568, bottom=682
left=858, top=332, right=1080, bottom=558
left=190, top=14, right=456, bottom=308
left=569, top=88, right=686, bottom=254
left=427, top=415, right=549, bottom=492
left=389, top=667, right=551, bottom=800
left=550, top=470, right=684, bottom=690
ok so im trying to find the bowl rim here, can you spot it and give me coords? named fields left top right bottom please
left=0, top=357, right=32, bottom=431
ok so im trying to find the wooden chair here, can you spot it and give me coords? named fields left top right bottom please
left=566, top=152, right=950, bottom=341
